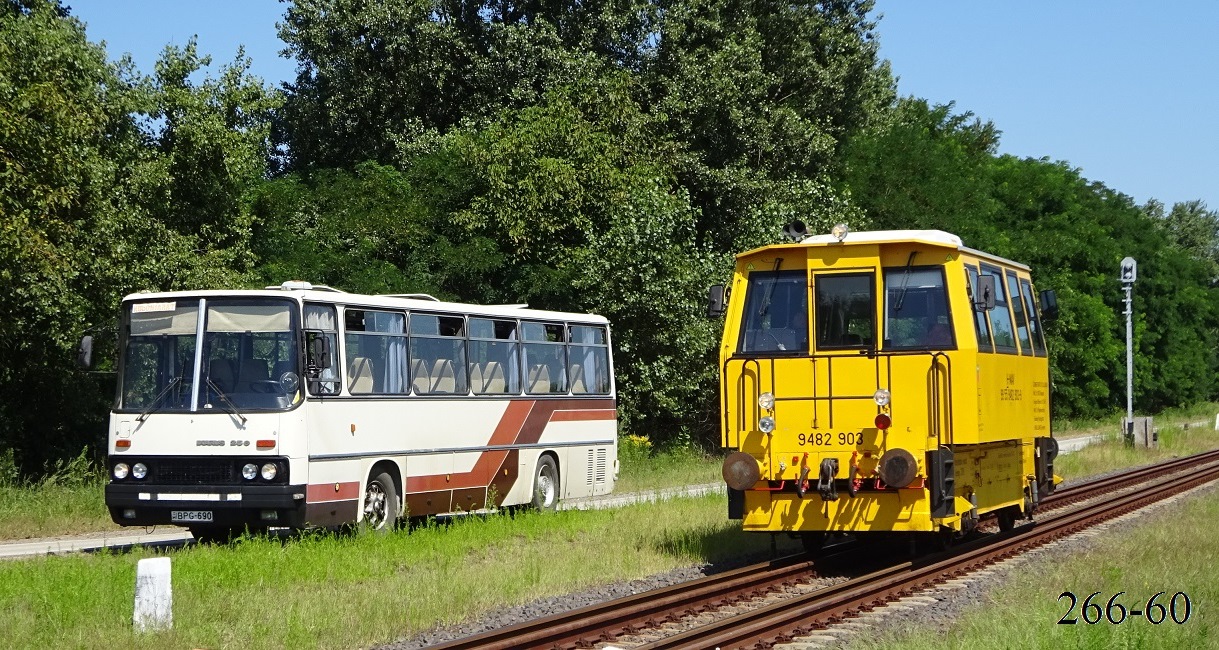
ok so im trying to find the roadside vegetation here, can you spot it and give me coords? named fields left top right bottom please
left=4, top=405, right=1218, bottom=541
left=1, top=414, right=1217, bottom=647
left=0, top=493, right=802, bottom=649
left=1054, top=402, right=1219, bottom=482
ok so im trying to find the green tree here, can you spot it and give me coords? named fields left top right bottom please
left=645, top=0, right=891, bottom=252
left=1147, top=199, right=1219, bottom=278
left=0, top=0, right=277, bottom=472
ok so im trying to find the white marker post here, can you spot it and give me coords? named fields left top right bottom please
left=133, top=557, right=173, bottom=632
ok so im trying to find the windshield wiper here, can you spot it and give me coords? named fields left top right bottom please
left=894, top=251, right=918, bottom=311
left=205, top=378, right=248, bottom=426
left=758, top=258, right=784, bottom=318
left=137, top=376, right=182, bottom=423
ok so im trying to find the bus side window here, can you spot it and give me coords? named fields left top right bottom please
left=523, top=322, right=567, bottom=394
left=569, top=325, right=610, bottom=395
left=344, top=308, right=408, bottom=394
left=469, top=318, right=520, bottom=394
left=410, top=313, right=468, bottom=395
left=304, top=304, right=340, bottom=395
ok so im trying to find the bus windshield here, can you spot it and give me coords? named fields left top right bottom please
left=119, top=298, right=301, bottom=413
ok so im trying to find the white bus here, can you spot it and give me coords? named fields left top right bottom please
left=97, top=282, right=618, bottom=539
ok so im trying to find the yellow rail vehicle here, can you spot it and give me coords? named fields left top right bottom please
left=709, top=226, right=1060, bottom=546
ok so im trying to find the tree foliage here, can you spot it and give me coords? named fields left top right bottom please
left=844, top=99, right=1219, bottom=418
left=0, top=0, right=277, bottom=471
left=4, top=0, right=1219, bottom=474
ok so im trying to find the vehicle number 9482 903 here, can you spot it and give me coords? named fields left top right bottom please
left=797, top=432, right=863, bottom=446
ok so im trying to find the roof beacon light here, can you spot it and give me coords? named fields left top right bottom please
left=831, top=223, right=850, bottom=242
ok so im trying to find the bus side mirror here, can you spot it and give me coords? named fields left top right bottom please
left=974, top=275, right=996, bottom=312
left=76, top=335, right=94, bottom=370
left=707, top=285, right=726, bottom=318
left=306, top=333, right=332, bottom=371
left=1040, top=289, right=1059, bottom=320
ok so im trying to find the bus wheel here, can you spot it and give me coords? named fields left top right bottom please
left=362, top=471, right=399, bottom=532
left=531, top=456, right=559, bottom=512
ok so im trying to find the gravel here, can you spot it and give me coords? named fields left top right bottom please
left=381, top=554, right=770, bottom=649
left=380, top=468, right=1214, bottom=650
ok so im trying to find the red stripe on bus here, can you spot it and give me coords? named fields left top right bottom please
left=549, top=409, right=617, bottom=422
left=404, top=398, right=617, bottom=493
left=306, top=481, right=360, bottom=503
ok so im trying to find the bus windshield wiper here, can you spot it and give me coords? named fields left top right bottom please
left=205, top=378, right=248, bottom=425
left=137, top=376, right=182, bottom=422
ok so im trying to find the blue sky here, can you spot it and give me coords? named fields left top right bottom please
left=68, top=0, right=1218, bottom=211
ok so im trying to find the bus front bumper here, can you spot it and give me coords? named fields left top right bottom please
left=106, top=483, right=308, bottom=528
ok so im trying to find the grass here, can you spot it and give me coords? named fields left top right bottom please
left=0, top=493, right=801, bottom=649
left=0, top=450, right=119, bottom=540
left=3, top=404, right=1215, bottom=541
left=0, top=436, right=723, bottom=542
left=854, top=488, right=1219, bottom=649
left=2, top=410, right=1218, bottom=648
left=1054, top=415, right=1219, bottom=483
left=1052, top=402, right=1219, bottom=440
left=615, top=434, right=721, bottom=493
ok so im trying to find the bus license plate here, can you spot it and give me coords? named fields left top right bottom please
left=171, top=510, right=213, bottom=522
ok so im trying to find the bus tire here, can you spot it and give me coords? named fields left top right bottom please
left=362, top=471, right=399, bottom=532
left=531, top=455, right=559, bottom=512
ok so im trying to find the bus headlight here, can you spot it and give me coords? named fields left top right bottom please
left=759, top=416, right=776, bottom=433
left=242, top=463, right=258, bottom=481
left=873, top=388, right=891, bottom=407
left=113, top=463, right=130, bottom=480
left=132, top=463, right=148, bottom=480
left=759, top=392, right=775, bottom=410
left=260, top=463, right=278, bottom=481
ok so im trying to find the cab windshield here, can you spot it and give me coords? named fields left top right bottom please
left=118, top=298, right=302, bottom=413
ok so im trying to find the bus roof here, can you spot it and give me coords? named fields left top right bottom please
left=739, top=229, right=1030, bottom=272
left=121, top=285, right=610, bottom=324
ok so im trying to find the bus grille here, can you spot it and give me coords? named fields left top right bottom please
left=587, top=448, right=608, bottom=485
left=156, top=459, right=235, bottom=485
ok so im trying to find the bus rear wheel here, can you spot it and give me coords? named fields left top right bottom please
left=363, top=471, right=399, bottom=532
left=531, top=455, right=559, bottom=512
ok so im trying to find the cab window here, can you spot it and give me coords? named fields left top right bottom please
left=884, top=267, right=954, bottom=350
left=738, top=270, right=809, bottom=354
left=814, top=273, right=873, bottom=350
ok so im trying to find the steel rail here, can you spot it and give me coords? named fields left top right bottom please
left=641, top=459, right=1219, bottom=649
left=424, top=553, right=824, bottom=650
left=424, top=449, right=1219, bottom=650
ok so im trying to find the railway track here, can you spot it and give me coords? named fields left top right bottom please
left=426, top=448, right=1219, bottom=650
